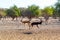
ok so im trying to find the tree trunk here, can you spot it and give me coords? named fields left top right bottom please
left=16, top=17, right=18, bottom=21
left=12, top=17, right=15, bottom=21
left=59, top=17, right=60, bottom=21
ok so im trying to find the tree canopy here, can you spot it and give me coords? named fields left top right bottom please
left=28, top=5, right=41, bottom=18
left=43, top=6, right=54, bottom=16
left=6, top=5, right=21, bottom=20
left=55, top=0, right=60, bottom=17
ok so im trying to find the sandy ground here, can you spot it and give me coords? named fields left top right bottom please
left=0, top=18, right=60, bottom=40
left=0, top=29, right=60, bottom=40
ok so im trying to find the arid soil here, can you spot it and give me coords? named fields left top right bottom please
left=0, top=18, right=60, bottom=40
left=0, top=29, right=60, bottom=40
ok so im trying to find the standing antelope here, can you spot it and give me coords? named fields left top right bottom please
left=31, top=18, right=43, bottom=28
left=21, top=20, right=30, bottom=25
left=21, top=18, right=31, bottom=28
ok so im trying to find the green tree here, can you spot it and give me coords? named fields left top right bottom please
left=43, top=6, right=54, bottom=16
left=42, top=6, right=54, bottom=24
left=0, top=8, right=7, bottom=20
left=28, top=5, right=41, bottom=18
left=52, top=7, right=57, bottom=19
left=55, top=0, right=60, bottom=20
left=6, top=5, right=21, bottom=20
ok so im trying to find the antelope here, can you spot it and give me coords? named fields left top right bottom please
left=21, top=18, right=31, bottom=28
left=21, top=20, right=30, bottom=25
left=31, top=18, right=43, bottom=28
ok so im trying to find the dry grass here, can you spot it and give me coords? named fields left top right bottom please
left=0, top=18, right=60, bottom=40
left=0, top=28, right=60, bottom=40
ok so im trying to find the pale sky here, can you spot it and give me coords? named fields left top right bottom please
left=0, top=0, right=57, bottom=9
